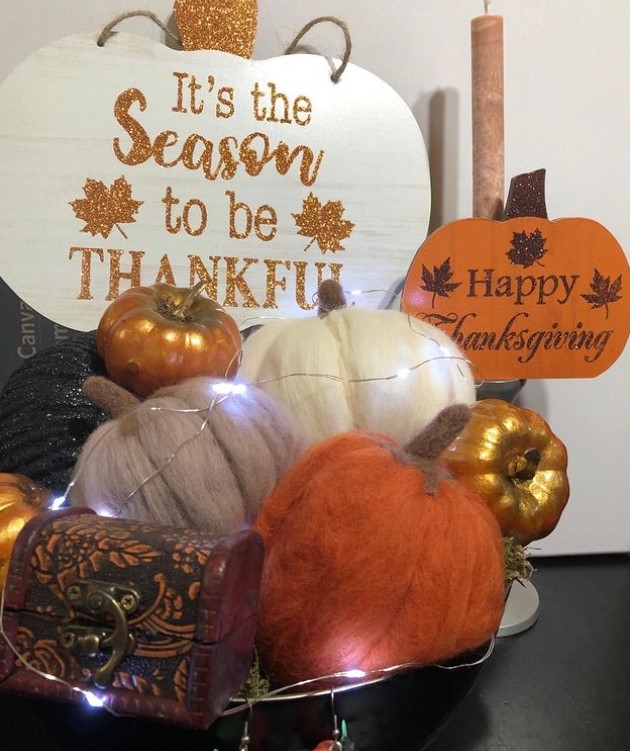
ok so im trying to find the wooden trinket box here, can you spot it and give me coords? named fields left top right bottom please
left=0, top=508, right=263, bottom=728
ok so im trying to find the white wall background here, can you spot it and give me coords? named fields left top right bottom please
left=0, top=0, right=628, bottom=556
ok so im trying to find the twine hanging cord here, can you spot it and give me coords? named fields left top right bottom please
left=96, top=11, right=351, bottom=82
left=284, top=17, right=352, bottom=83
left=97, top=10, right=181, bottom=47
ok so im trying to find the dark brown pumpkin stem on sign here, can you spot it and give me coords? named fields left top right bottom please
left=503, top=169, right=548, bottom=220
left=317, top=279, right=347, bottom=318
left=401, top=404, right=472, bottom=496
left=83, top=376, right=141, bottom=419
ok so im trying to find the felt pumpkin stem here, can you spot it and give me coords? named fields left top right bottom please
left=317, top=279, right=347, bottom=318
left=402, top=404, right=471, bottom=495
left=83, top=375, right=141, bottom=419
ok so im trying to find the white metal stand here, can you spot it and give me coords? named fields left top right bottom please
left=498, top=580, right=540, bottom=637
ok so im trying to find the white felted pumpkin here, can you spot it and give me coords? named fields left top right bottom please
left=238, top=281, right=475, bottom=445
left=69, top=376, right=307, bottom=535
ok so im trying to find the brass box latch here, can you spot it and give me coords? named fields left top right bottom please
left=58, top=580, right=140, bottom=688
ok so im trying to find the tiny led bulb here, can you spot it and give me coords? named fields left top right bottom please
left=344, top=669, right=366, bottom=679
left=212, top=382, right=247, bottom=396
left=81, top=690, right=105, bottom=708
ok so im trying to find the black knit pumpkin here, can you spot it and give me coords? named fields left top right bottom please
left=0, top=332, right=109, bottom=494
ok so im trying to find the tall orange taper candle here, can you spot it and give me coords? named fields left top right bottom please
left=471, top=4, right=505, bottom=219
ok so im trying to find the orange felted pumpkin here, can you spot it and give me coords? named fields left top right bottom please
left=0, top=473, right=53, bottom=587
left=97, top=282, right=242, bottom=397
left=254, top=405, right=505, bottom=686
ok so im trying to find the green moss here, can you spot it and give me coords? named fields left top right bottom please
left=239, top=649, right=271, bottom=699
left=503, top=536, right=534, bottom=584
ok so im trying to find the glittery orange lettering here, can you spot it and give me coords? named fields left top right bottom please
left=113, top=88, right=324, bottom=187
left=216, top=87, right=235, bottom=119
left=189, top=255, right=221, bottom=300
left=251, top=82, right=313, bottom=126
left=68, top=246, right=105, bottom=300
left=113, top=88, right=153, bottom=165
left=263, top=259, right=291, bottom=308
left=172, top=71, right=189, bottom=113
left=293, top=261, right=343, bottom=310
left=255, top=205, right=277, bottom=241
left=107, top=249, right=145, bottom=300
left=223, top=257, right=260, bottom=308
left=154, top=254, right=176, bottom=285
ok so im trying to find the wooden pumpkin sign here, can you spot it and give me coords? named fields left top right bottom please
left=0, top=29, right=430, bottom=331
left=401, top=215, right=630, bottom=379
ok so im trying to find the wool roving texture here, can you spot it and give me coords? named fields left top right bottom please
left=70, top=376, right=308, bottom=535
left=254, top=420, right=505, bottom=686
left=238, top=306, right=475, bottom=448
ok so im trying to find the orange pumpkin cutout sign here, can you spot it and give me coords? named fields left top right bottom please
left=402, top=180, right=630, bottom=379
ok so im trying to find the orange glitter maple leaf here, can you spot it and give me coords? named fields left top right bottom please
left=71, top=176, right=143, bottom=239
left=292, top=192, right=354, bottom=253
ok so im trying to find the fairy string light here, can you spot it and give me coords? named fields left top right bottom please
left=0, top=587, right=113, bottom=711
left=0, top=577, right=494, bottom=718
left=62, top=359, right=477, bottom=515
left=0, top=286, right=497, bottom=729
left=60, top=286, right=481, bottom=517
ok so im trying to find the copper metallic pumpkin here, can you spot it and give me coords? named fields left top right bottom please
left=443, top=399, right=569, bottom=545
left=0, top=473, right=53, bottom=586
left=97, top=282, right=242, bottom=397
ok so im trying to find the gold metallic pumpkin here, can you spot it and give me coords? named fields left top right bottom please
left=443, top=399, right=569, bottom=545
left=0, top=473, right=53, bottom=587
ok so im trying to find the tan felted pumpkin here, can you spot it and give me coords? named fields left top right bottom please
left=69, top=376, right=307, bottom=535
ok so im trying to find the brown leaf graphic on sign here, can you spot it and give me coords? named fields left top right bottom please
left=506, top=228, right=548, bottom=268
left=292, top=192, right=354, bottom=253
left=71, top=176, right=143, bottom=239
left=581, top=268, right=623, bottom=319
left=420, top=257, right=462, bottom=308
